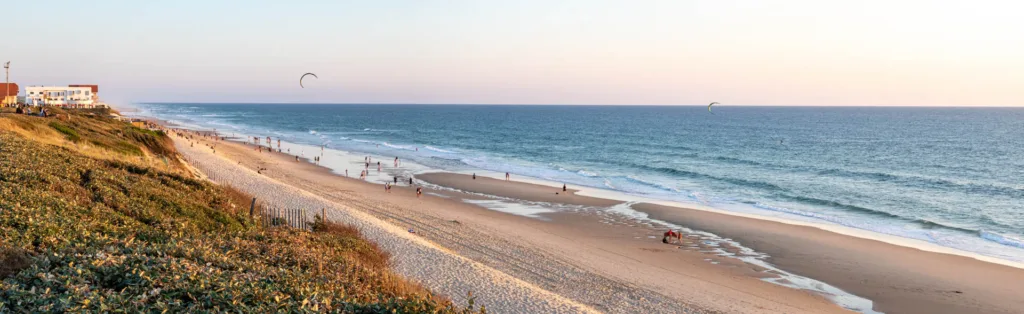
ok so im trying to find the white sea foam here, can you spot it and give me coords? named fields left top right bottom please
left=423, top=145, right=455, bottom=153
left=461, top=199, right=556, bottom=219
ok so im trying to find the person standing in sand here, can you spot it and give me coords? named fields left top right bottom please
left=563, top=184, right=567, bottom=192
left=416, top=187, right=422, bottom=198
left=505, top=172, right=510, bottom=181
left=377, top=161, right=381, bottom=172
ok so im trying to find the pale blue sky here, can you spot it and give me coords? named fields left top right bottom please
left=4, top=1, right=1022, bottom=106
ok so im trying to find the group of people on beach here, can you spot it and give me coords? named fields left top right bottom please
left=186, top=129, right=689, bottom=248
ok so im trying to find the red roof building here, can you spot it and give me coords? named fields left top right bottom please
left=69, top=84, right=98, bottom=94
left=0, top=83, right=17, bottom=97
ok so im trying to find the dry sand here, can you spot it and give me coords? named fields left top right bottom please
left=173, top=132, right=855, bottom=314
left=173, top=133, right=599, bottom=313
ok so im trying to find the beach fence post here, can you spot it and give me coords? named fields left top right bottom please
left=322, top=208, right=326, bottom=224
left=249, top=197, right=256, bottom=217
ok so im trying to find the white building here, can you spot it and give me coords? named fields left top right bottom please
left=24, top=85, right=99, bottom=108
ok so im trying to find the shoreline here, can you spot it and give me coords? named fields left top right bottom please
left=432, top=170, right=1024, bottom=270
left=145, top=111, right=1024, bottom=269
left=176, top=129, right=855, bottom=313
left=415, top=172, right=1024, bottom=314
left=168, top=126, right=1023, bottom=313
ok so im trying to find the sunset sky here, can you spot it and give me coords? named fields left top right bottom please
left=4, top=1, right=1022, bottom=106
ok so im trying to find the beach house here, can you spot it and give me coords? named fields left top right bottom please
left=24, top=85, right=102, bottom=108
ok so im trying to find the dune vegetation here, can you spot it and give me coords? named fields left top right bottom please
left=0, top=108, right=482, bottom=313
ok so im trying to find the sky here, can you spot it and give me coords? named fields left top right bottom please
left=3, top=0, right=1023, bottom=106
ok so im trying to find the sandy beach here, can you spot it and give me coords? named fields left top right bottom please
left=637, top=203, right=1024, bottom=314
left=171, top=130, right=1024, bottom=314
left=422, top=172, right=1024, bottom=313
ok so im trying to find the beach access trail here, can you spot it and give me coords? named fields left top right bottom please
left=173, top=132, right=853, bottom=314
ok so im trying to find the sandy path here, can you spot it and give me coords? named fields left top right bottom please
left=173, top=137, right=602, bottom=314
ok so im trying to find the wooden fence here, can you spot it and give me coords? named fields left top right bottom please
left=259, top=204, right=313, bottom=230
left=183, top=154, right=321, bottom=232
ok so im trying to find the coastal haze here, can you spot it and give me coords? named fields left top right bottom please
left=7, top=1, right=1024, bottom=314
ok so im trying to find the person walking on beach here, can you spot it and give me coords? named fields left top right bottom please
left=377, top=161, right=381, bottom=172
left=473, top=173, right=476, bottom=180
left=394, top=176, right=398, bottom=184
left=563, top=184, right=567, bottom=192
left=345, top=169, right=349, bottom=177
left=416, top=187, right=422, bottom=198
left=409, top=177, right=413, bottom=185
left=505, top=172, right=510, bottom=181
left=394, top=157, right=399, bottom=167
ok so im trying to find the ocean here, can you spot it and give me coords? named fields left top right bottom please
left=135, top=103, right=1024, bottom=263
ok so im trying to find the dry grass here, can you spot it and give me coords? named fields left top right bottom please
left=314, top=220, right=392, bottom=271
left=0, top=108, right=184, bottom=174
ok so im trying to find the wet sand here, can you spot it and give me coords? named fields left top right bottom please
left=419, top=172, right=1024, bottom=314
left=638, top=203, right=1024, bottom=314
left=418, top=172, right=621, bottom=207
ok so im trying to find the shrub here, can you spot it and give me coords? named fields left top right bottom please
left=48, top=121, right=80, bottom=142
